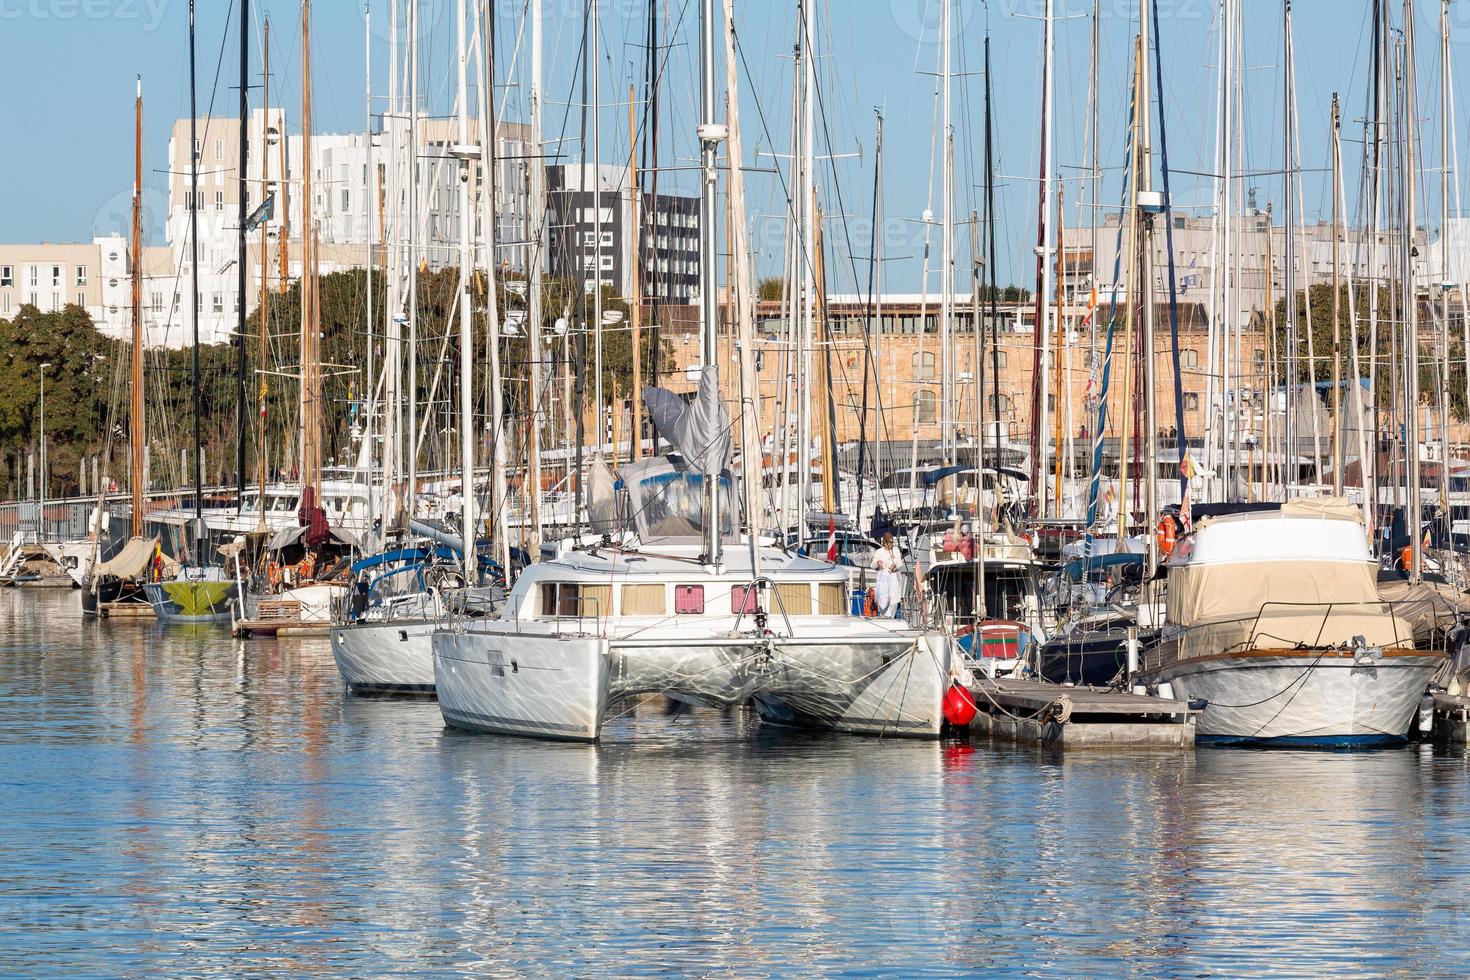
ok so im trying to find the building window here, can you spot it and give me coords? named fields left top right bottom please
left=1254, top=348, right=1266, bottom=371
left=28, top=266, right=37, bottom=287
left=916, top=389, right=938, bottom=424
left=76, top=292, right=86, bottom=307
left=994, top=393, right=1013, bottom=415
left=1, top=266, right=12, bottom=287
left=212, top=293, right=224, bottom=314
left=1179, top=348, right=1199, bottom=369
left=214, top=138, right=224, bottom=160
left=51, top=292, right=60, bottom=309
left=994, top=350, right=1008, bottom=369
left=2, top=293, right=10, bottom=313
left=151, top=293, right=163, bottom=312
left=215, top=191, right=225, bottom=211
left=51, top=265, right=62, bottom=287
left=341, top=189, right=350, bottom=212
left=193, top=138, right=201, bottom=158
left=75, top=266, right=87, bottom=287
left=912, top=350, right=937, bottom=380
left=1183, top=392, right=1200, bottom=412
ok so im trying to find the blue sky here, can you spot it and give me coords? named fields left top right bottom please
left=0, top=1, right=1458, bottom=291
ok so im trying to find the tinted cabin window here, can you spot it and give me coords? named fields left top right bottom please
left=731, top=585, right=758, bottom=614
left=675, top=585, right=705, bottom=614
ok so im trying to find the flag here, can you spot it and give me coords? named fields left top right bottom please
left=826, top=515, right=838, bottom=562
left=244, top=192, right=275, bottom=232
left=1180, top=453, right=1197, bottom=481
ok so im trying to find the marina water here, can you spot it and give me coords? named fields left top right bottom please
left=4, top=588, right=1470, bottom=976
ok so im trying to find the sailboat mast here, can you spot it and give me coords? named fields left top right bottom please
left=698, top=0, right=721, bottom=564
left=1030, top=0, right=1056, bottom=517
left=1331, top=93, right=1344, bottom=495
left=130, top=76, right=145, bottom=539
left=1281, top=0, right=1297, bottom=496
left=188, top=0, right=203, bottom=545
left=300, top=0, right=321, bottom=502
left=1138, top=0, right=1158, bottom=563
left=256, top=19, right=271, bottom=532
left=406, top=0, right=420, bottom=525
left=528, top=0, right=545, bottom=552
left=481, top=1, right=510, bottom=579
left=940, top=0, right=954, bottom=463
left=1403, top=0, right=1423, bottom=581
left=236, top=0, right=250, bottom=508
left=454, top=0, right=477, bottom=584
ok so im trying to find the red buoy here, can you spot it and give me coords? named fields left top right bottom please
left=942, top=684, right=977, bottom=727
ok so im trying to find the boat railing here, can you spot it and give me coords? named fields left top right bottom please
left=1156, top=599, right=1440, bottom=669
left=729, top=576, right=797, bottom=638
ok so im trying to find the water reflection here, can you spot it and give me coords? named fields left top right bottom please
left=2, top=588, right=1469, bottom=976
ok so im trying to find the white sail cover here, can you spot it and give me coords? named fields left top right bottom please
left=587, top=454, right=618, bottom=534
left=642, top=366, right=731, bottom=477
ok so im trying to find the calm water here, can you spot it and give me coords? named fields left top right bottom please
left=3, top=588, right=1470, bottom=977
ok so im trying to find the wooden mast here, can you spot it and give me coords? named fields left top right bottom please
left=130, top=76, right=145, bottom=539
left=299, top=0, right=321, bottom=503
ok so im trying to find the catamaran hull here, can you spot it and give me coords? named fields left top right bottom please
left=1142, top=652, right=1441, bottom=746
left=432, top=627, right=951, bottom=742
left=434, top=632, right=610, bottom=741
left=330, top=619, right=437, bottom=694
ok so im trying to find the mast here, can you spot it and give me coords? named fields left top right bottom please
left=406, top=0, right=420, bottom=525
left=698, top=0, right=722, bottom=564
left=527, top=0, right=545, bottom=552
left=300, top=0, right=321, bottom=504
left=1330, top=93, right=1344, bottom=495
left=236, top=0, right=250, bottom=507
left=481, top=0, right=510, bottom=578
left=629, top=83, right=643, bottom=461
left=188, top=0, right=204, bottom=552
left=1281, top=0, right=1297, bottom=496
left=591, top=0, right=604, bottom=455
left=983, top=31, right=998, bottom=613
left=1030, top=0, right=1056, bottom=517
left=939, top=0, right=954, bottom=463
left=1138, top=0, right=1158, bottom=571
left=453, top=0, right=477, bottom=583
left=130, top=76, right=145, bottom=539
left=1404, top=0, right=1423, bottom=581
left=257, top=20, right=271, bottom=532
left=363, top=3, right=375, bottom=525
left=722, top=0, right=760, bottom=555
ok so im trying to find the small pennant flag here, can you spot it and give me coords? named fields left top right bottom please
left=244, top=193, right=275, bottom=232
left=826, top=515, right=838, bottom=563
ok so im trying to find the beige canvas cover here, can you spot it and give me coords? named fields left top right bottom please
left=1377, top=577, right=1466, bottom=637
left=1167, top=558, right=1382, bottom=627
left=92, top=537, right=176, bottom=579
left=1281, top=496, right=1364, bottom=523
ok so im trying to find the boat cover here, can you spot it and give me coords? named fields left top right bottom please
left=92, top=537, right=175, bottom=579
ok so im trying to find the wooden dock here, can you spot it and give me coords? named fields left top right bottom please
left=233, top=600, right=331, bottom=639
left=967, top=677, right=1198, bottom=748
left=99, top=602, right=155, bottom=620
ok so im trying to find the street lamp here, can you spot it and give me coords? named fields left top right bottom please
left=38, top=362, right=51, bottom=540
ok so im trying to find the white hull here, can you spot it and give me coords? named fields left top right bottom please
left=331, top=619, right=438, bottom=693
left=1147, top=653, right=1440, bottom=745
left=433, top=624, right=951, bottom=742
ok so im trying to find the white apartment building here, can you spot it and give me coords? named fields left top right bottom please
left=155, top=111, right=533, bottom=347
left=0, top=238, right=131, bottom=337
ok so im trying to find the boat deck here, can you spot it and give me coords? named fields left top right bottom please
left=967, top=676, right=1197, bottom=748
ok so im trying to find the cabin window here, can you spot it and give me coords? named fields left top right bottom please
left=621, top=584, right=666, bottom=616
left=774, top=583, right=813, bottom=616
left=731, top=584, right=759, bottom=615
left=815, top=583, right=847, bottom=616
left=541, top=583, right=611, bottom=618
left=674, top=585, right=705, bottom=615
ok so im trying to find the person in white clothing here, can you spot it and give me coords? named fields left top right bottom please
left=871, top=532, right=904, bottom=617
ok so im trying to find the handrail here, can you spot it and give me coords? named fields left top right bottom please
left=729, top=575, right=797, bottom=638
left=1171, top=598, right=1439, bottom=654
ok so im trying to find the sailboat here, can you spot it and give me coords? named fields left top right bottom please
left=84, top=77, right=166, bottom=618
left=143, top=0, right=238, bottom=625
left=430, top=0, right=961, bottom=743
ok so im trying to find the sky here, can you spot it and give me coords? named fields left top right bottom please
left=0, top=1, right=1463, bottom=293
